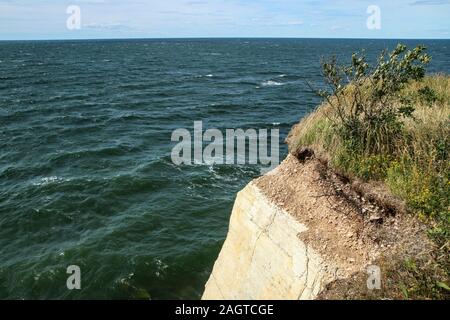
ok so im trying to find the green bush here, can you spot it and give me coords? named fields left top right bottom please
left=315, top=44, right=431, bottom=155
left=417, top=86, right=439, bottom=106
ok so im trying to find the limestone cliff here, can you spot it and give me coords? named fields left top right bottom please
left=202, top=154, right=431, bottom=300
left=202, top=182, right=335, bottom=300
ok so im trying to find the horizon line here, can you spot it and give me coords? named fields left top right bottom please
left=1, top=36, right=450, bottom=42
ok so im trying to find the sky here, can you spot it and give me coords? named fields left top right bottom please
left=0, top=0, right=449, bottom=40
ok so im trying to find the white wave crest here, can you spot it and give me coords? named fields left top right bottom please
left=261, top=80, right=284, bottom=87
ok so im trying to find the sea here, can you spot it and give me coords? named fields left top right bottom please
left=0, top=38, right=449, bottom=299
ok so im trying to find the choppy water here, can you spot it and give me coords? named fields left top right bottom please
left=0, top=39, right=449, bottom=299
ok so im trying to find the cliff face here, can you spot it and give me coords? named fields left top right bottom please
left=202, top=182, right=334, bottom=300
left=202, top=154, right=431, bottom=300
left=202, top=155, right=371, bottom=300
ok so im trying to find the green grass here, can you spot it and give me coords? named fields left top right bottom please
left=289, top=75, right=450, bottom=299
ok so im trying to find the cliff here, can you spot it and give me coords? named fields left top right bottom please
left=202, top=68, right=449, bottom=299
left=202, top=154, right=433, bottom=300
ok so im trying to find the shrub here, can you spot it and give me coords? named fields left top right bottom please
left=314, top=44, right=431, bottom=155
left=417, top=86, right=439, bottom=106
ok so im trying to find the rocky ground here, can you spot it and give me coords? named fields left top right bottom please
left=255, top=151, right=437, bottom=298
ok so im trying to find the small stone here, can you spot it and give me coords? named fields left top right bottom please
left=347, top=232, right=354, bottom=238
left=369, top=214, right=383, bottom=222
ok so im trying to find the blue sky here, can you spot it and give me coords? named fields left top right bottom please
left=0, top=0, right=449, bottom=40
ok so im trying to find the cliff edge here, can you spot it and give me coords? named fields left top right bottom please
left=202, top=153, right=433, bottom=300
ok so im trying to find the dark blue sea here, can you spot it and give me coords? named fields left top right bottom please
left=0, top=38, right=449, bottom=299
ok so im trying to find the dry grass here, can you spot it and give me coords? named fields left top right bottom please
left=287, top=74, right=450, bottom=299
